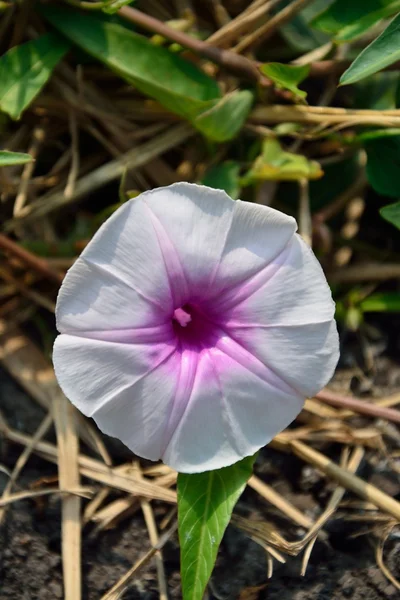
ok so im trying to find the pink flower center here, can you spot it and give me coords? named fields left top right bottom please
left=173, top=307, right=192, bottom=327
left=171, top=303, right=217, bottom=349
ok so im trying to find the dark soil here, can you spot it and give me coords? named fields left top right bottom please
left=1, top=367, right=400, bottom=600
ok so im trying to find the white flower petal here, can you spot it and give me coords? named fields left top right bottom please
left=163, top=346, right=303, bottom=473
left=226, top=320, right=339, bottom=397
left=57, top=197, right=174, bottom=333
left=53, top=334, right=178, bottom=460
left=141, top=182, right=235, bottom=291
left=218, top=234, right=336, bottom=326
left=56, top=258, right=169, bottom=335
left=210, top=199, right=297, bottom=295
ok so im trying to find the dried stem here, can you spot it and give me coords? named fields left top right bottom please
left=316, top=389, right=400, bottom=425
left=13, top=126, right=45, bottom=217
left=100, top=522, right=177, bottom=600
left=53, top=394, right=82, bottom=600
left=0, top=233, right=64, bottom=284
left=118, top=5, right=263, bottom=83
left=233, top=0, right=316, bottom=53
left=207, top=0, right=281, bottom=47
left=0, top=412, right=53, bottom=525
left=248, top=475, right=313, bottom=529
left=298, top=179, right=312, bottom=246
left=290, top=441, right=400, bottom=522
left=5, top=124, right=193, bottom=229
left=3, top=424, right=177, bottom=502
left=64, top=109, right=80, bottom=199
left=251, top=105, right=400, bottom=127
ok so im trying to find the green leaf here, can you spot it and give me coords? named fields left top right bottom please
left=0, top=150, right=33, bottom=166
left=241, top=137, right=323, bottom=185
left=380, top=200, right=400, bottom=228
left=41, top=6, right=218, bottom=111
left=340, top=13, right=400, bottom=85
left=201, top=161, right=241, bottom=199
left=312, top=0, right=400, bottom=42
left=193, top=90, right=253, bottom=142
left=0, top=34, right=69, bottom=120
left=361, top=292, right=400, bottom=312
left=178, top=455, right=255, bottom=600
left=41, top=6, right=252, bottom=141
left=365, top=136, right=400, bottom=196
left=260, top=63, right=309, bottom=101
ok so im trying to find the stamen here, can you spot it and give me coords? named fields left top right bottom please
left=173, top=307, right=192, bottom=327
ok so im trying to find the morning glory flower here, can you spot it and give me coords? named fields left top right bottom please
left=53, top=183, right=339, bottom=473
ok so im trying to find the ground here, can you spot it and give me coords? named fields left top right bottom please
left=1, top=366, right=399, bottom=600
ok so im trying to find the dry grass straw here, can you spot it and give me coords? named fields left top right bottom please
left=0, top=486, right=93, bottom=507
left=207, top=0, right=281, bottom=46
left=0, top=323, right=111, bottom=464
left=5, top=123, right=194, bottom=229
left=89, top=470, right=176, bottom=531
left=100, top=522, right=178, bottom=600
left=248, top=475, right=314, bottom=529
left=251, top=105, right=400, bottom=127
left=233, top=0, right=315, bottom=53
left=53, top=392, right=82, bottom=600
left=137, top=465, right=169, bottom=600
left=2, top=422, right=177, bottom=502
left=0, top=412, right=53, bottom=525
left=291, top=441, right=400, bottom=521
left=375, top=523, right=400, bottom=590
left=233, top=445, right=365, bottom=564
left=300, top=446, right=364, bottom=575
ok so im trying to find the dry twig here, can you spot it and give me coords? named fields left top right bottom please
left=53, top=393, right=82, bottom=600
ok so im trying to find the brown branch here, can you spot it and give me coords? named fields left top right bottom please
left=0, top=233, right=64, bottom=285
left=118, top=5, right=265, bottom=84
left=117, top=6, right=400, bottom=85
left=316, top=389, right=400, bottom=425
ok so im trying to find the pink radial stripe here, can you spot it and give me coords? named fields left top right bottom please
left=205, top=348, right=251, bottom=456
left=88, top=345, right=176, bottom=417
left=82, top=255, right=168, bottom=313
left=64, top=323, right=174, bottom=344
left=160, top=343, right=199, bottom=454
left=144, top=202, right=190, bottom=308
left=211, top=324, right=300, bottom=397
left=218, top=318, right=334, bottom=329
left=207, top=240, right=292, bottom=314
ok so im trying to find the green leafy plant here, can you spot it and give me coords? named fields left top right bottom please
left=41, top=5, right=253, bottom=141
left=340, top=13, right=400, bottom=85
left=177, top=456, right=255, bottom=600
left=365, top=136, right=400, bottom=197
left=0, top=150, right=33, bottom=166
left=312, top=0, right=400, bottom=42
left=0, top=33, right=69, bottom=120
left=241, top=137, right=323, bottom=185
left=260, top=63, right=310, bottom=101
left=201, top=161, right=241, bottom=199
left=380, top=200, right=400, bottom=229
